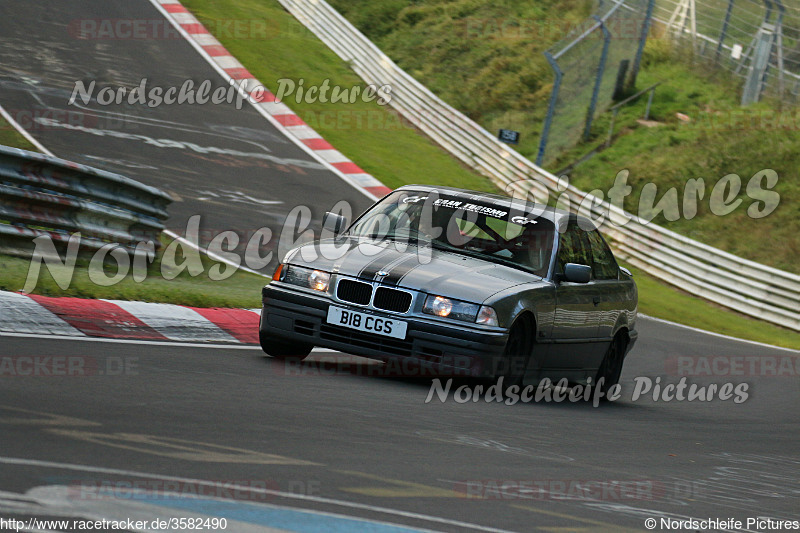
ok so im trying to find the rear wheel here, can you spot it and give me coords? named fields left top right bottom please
left=494, top=315, right=535, bottom=388
left=259, top=330, right=313, bottom=361
left=595, top=332, right=627, bottom=393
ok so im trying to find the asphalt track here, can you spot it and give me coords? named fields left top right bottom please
left=0, top=0, right=373, bottom=271
left=0, top=0, right=799, bottom=531
left=0, top=319, right=799, bottom=532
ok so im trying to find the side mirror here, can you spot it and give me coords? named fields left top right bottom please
left=323, top=212, right=348, bottom=235
left=563, top=263, right=591, bottom=284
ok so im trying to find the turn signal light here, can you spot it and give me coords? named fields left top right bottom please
left=272, top=264, right=284, bottom=281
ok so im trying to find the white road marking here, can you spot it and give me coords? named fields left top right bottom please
left=67, top=100, right=284, bottom=154
left=162, top=230, right=268, bottom=277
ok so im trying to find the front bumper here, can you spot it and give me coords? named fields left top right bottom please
left=260, top=284, right=508, bottom=377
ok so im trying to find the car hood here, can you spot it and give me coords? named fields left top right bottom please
left=285, top=238, right=545, bottom=303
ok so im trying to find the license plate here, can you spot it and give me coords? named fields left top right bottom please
left=326, top=306, right=407, bottom=340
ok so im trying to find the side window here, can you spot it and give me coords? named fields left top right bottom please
left=556, top=224, right=592, bottom=275
left=586, top=229, right=619, bottom=280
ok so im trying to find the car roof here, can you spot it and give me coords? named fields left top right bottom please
left=393, top=184, right=592, bottom=230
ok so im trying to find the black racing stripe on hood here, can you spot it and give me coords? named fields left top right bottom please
left=357, top=249, right=405, bottom=280
left=381, top=255, right=423, bottom=286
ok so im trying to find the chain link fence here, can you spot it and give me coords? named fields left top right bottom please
left=653, top=0, right=800, bottom=105
left=538, top=0, right=800, bottom=166
left=537, top=0, right=655, bottom=166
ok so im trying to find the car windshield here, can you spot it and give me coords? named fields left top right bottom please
left=349, top=190, right=556, bottom=276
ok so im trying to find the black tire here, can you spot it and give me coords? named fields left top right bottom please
left=259, top=329, right=313, bottom=360
left=595, top=332, right=627, bottom=393
left=494, top=315, right=535, bottom=388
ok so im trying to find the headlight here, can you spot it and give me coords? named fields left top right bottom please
left=309, top=270, right=330, bottom=291
left=475, top=306, right=499, bottom=326
left=282, top=265, right=330, bottom=292
left=428, top=296, right=453, bottom=317
left=423, top=295, right=480, bottom=322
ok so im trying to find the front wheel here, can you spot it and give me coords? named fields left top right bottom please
left=595, top=333, right=627, bottom=393
left=259, top=330, right=313, bottom=360
left=494, top=316, right=535, bottom=388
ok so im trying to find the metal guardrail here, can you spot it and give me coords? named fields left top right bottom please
left=0, top=145, right=172, bottom=258
left=277, top=0, right=800, bottom=332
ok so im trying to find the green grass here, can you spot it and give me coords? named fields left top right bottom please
left=0, top=115, right=38, bottom=151
left=0, top=236, right=267, bottom=309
